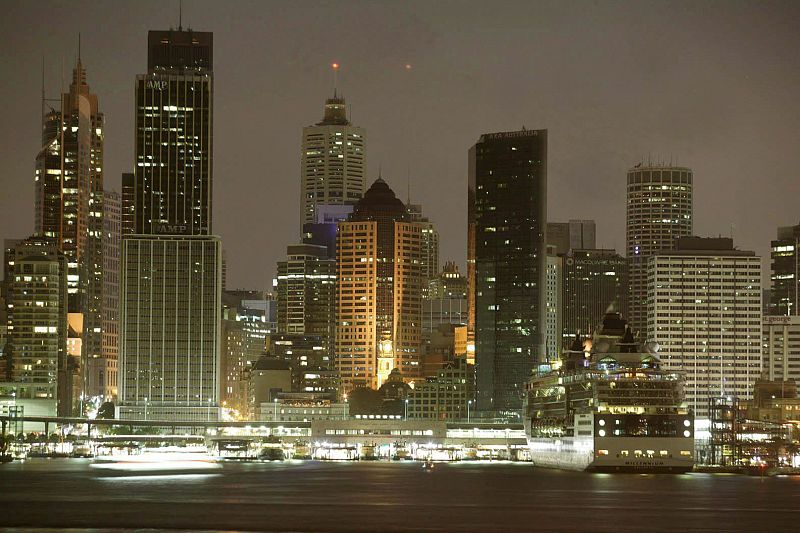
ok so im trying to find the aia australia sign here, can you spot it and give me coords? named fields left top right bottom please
left=145, top=79, right=168, bottom=90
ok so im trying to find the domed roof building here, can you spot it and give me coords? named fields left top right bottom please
left=336, top=177, right=424, bottom=393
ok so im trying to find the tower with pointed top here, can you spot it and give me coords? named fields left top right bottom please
left=34, top=51, right=105, bottom=410
left=300, top=93, right=366, bottom=229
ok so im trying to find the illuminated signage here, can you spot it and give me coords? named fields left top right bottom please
left=482, top=130, right=540, bottom=140
left=154, top=224, right=189, bottom=235
left=146, top=80, right=168, bottom=90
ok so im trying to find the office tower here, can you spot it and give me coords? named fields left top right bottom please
left=545, top=252, right=563, bottom=362
left=335, top=177, right=423, bottom=392
left=221, top=292, right=272, bottom=415
left=121, top=173, right=135, bottom=236
left=119, top=28, right=221, bottom=421
left=302, top=204, right=354, bottom=258
left=276, top=244, right=336, bottom=337
left=647, top=237, right=761, bottom=419
left=119, top=235, right=221, bottom=421
left=770, top=223, right=800, bottom=316
left=562, top=249, right=627, bottom=344
left=547, top=220, right=596, bottom=255
left=626, top=164, right=693, bottom=338
left=3, top=237, right=68, bottom=416
left=301, top=93, right=366, bottom=226
left=429, top=262, right=467, bottom=299
left=269, top=333, right=331, bottom=393
left=469, top=129, right=547, bottom=411
left=132, top=30, right=213, bottom=235
left=34, top=55, right=104, bottom=409
left=763, top=316, right=800, bottom=384
left=406, top=358, right=475, bottom=421
left=407, top=203, right=440, bottom=298
left=99, top=190, right=121, bottom=400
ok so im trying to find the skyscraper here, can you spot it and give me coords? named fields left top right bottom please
left=132, top=30, right=213, bottom=236
left=34, top=54, right=104, bottom=410
left=469, top=129, right=547, bottom=411
left=3, top=237, right=68, bottom=416
left=545, top=252, right=563, bottom=362
left=101, top=190, right=121, bottom=400
left=335, top=178, right=423, bottom=392
left=547, top=220, right=596, bottom=255
left=626, top=163, right=693, bottom=338
left=276, top=243, right=336, bottom=355
left=562, top=248, right=627, bottom=343
left=769, top=222, right=800, bottom=316
left=300, top=93, right=366, bottom=227
left=119, top=28, right=222, bottom=421
left=407, top=203, right=440, bottom=299
left=647, top=237, right=761, bottom=419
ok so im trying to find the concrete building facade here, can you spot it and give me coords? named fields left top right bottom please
left=647, top=237, right=761, bottom=419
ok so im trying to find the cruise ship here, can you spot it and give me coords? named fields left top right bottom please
left=524, top=310, right=694, bottom=472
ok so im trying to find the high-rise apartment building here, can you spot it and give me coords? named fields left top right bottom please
left=100, top=190, right=120, bottom=400
left=3, top=237, right=68, bottom=416
left=34, top=56, right=104, bottom=409
left=770, top=223, right=800, bottom=316
left=562, top=249, right=627, bottom=344
left=407, top=203, right=440, bottom=298
left=647, top=237, right=761, bottom=419
left=301, top=93, right=365, bottom=226
left=763, top=315, right=800, bottom=384
left=276, top=244, right=336, bottom=356
left=335, top=178, right=423, bottom=392
left=547, top=220, right=596, bottom=255
left=545, top=253, right=563, bottom=362
left=119, top=28, right=221, bottom=421
left=627, top=164, right=693, bottom=338
left=469, top=129, right=547, bottom=411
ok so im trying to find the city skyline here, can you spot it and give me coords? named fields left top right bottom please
left=2, top=1, right=800, bottom=291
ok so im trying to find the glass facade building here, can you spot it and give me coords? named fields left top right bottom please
left=119, top=29, right=221, bottom=421
left=469, top=129, right=547, bottom=411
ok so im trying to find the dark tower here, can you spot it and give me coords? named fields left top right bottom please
left=469, top=129, right=547, bottom=412
left=133, top=29, right=213, bottom=235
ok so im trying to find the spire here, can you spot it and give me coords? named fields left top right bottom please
left=72, top=33, right=86, bottom=88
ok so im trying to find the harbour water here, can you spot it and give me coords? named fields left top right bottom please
left=2, top=459, right=800, bottom=531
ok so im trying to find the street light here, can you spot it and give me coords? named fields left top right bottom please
left=144, top=397, right=148, bottom=421
left=467, top=400, right=472, bottom=423
left=404, top=399, right=409, bottom=420
left=274, top=398, right=278, bottom=421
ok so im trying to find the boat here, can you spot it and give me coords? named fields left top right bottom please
left=360, top=443, right=378, bottom=461
left=524, top=309, right=694, bottom=473
left=258, top=446, right=285, bottom=461
left=91, top=447, right=221, bottom=473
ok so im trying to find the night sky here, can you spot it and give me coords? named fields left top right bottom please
left=2, top=0, right=799, bottom=290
